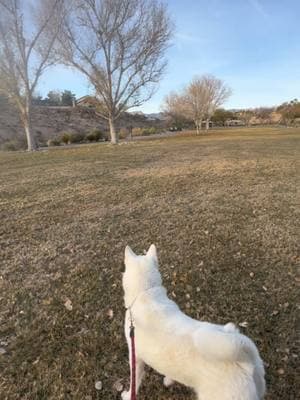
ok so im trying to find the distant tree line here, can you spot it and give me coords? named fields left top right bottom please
left=163, top=99, right=300, bottom=130
left=277, top=99, right=300, bottom=125
left=32, top=90, right=76, bottom=106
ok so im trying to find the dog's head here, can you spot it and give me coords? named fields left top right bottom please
left=122, top=244, right=162, bottom=306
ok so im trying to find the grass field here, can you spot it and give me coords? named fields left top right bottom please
left=0, top=127, right=299, bottom=399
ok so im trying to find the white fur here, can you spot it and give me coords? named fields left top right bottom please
left=122, top=245, right=266, bottom=400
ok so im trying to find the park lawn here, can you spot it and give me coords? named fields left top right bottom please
left=0, top=127, right=299, bottom=399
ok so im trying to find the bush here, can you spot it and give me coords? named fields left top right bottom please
left=131, top=127, right=158, bottom=136
left=1, top=140, right=21, bottom=151
left=93, top=129, right=103, bottom=141
left=86, top=132, right=96, bottom=142
left=103, top=132, right=110, bottom=141
left=119, top=127, right=130, bottom=139
left=143, top=126, right=158, bottom=135
left=132, top=127, right=143, bottom=136
left=47, top=137, right=61, bottom=147
left=61, top=132, right=71, bottom=144
left=85, top=129, right=104, bottom=142
left=68, top=132, right=85, bottom=144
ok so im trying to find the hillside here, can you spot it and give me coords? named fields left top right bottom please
left=0, top=97, right=162, bottom=146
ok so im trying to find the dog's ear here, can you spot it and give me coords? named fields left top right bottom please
left=125, top=245, right=136, bottom=261
left=147, top=244, right=158, bottom=261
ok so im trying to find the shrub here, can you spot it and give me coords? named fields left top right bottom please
left=47, top=137, right=61, bottom=147
left=131, top=127, right=158, bottom=136
left=86, top=129, right=104, bottom=142
left=61, top=132, right=71, bottom=144
left=132, top=127, right=143, bottom=136
left=68, top=132, right=85, bottom=144
left=93, top=129, right=103, bottom=141
left=86, top=132, right=96, bottom=142
left=103, top=132, right=109, bottom=141
left=1, top=140, right=20, bottom=151
left=119, top=127, right=129, bottom=139
left=143, top=126, right=157, bottom=135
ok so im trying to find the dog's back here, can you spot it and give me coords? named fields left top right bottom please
left=132, top=287, right=265, bottom=399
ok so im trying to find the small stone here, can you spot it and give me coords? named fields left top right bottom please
left=249, top=272, right=254, bottom=278
left=64, top=299, right=73, bottom=311
left=277, top=368, right=285, bottom=375
left=107, top=309, right=114, bottom=319
left=0, top=347, right=7, bottom=355
left=95, top=381, right=103, bottom=390
left=262, top=286, right=267, bottom=291
left=196, top=287, right=200, bottom=292
left=186, top=294, right=190, bottom=299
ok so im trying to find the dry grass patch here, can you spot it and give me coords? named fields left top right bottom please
left=0, top=128, right=299, bottom=399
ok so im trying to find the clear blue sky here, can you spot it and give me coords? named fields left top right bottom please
left=39, top=0, right=300, bottom=113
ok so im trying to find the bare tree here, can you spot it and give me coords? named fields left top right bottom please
left=163, top=91, right=193, bottom=129
left=163, top=80, right=207, bottom=134
left=0, top=0, right=63, bottom=150
left=184, top=77, right=210, bottom=133
left=54, top=0, right=172, bottom=144
left=201, top=75, right=232, bottom=130
left=163, top=75, right=231, bottom=134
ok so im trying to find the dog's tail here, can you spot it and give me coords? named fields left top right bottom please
left=193, top=326, right=266, bottom=398
left=192, top=327, right=260, bottom=364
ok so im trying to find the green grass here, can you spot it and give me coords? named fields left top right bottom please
left=0, top=127, right=299, bottom=399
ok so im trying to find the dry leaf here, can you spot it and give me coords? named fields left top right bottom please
left=113, top=380, right=123, bottom=392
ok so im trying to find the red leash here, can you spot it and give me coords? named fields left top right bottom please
left=130, top=320, right=136, bottom=400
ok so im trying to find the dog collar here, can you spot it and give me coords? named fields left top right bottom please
left=125, top=285, right=162, bottom=311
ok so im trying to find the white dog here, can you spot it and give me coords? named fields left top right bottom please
left=122, top=245, right=266, bottom=400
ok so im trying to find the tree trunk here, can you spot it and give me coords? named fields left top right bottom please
left=22, top=101, right=37, bottom=151
left=109, top=117, right=118, bottom=144
left=195, top=120, right=202, bottom=134
left=206, top=119, right=210, bottom=130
